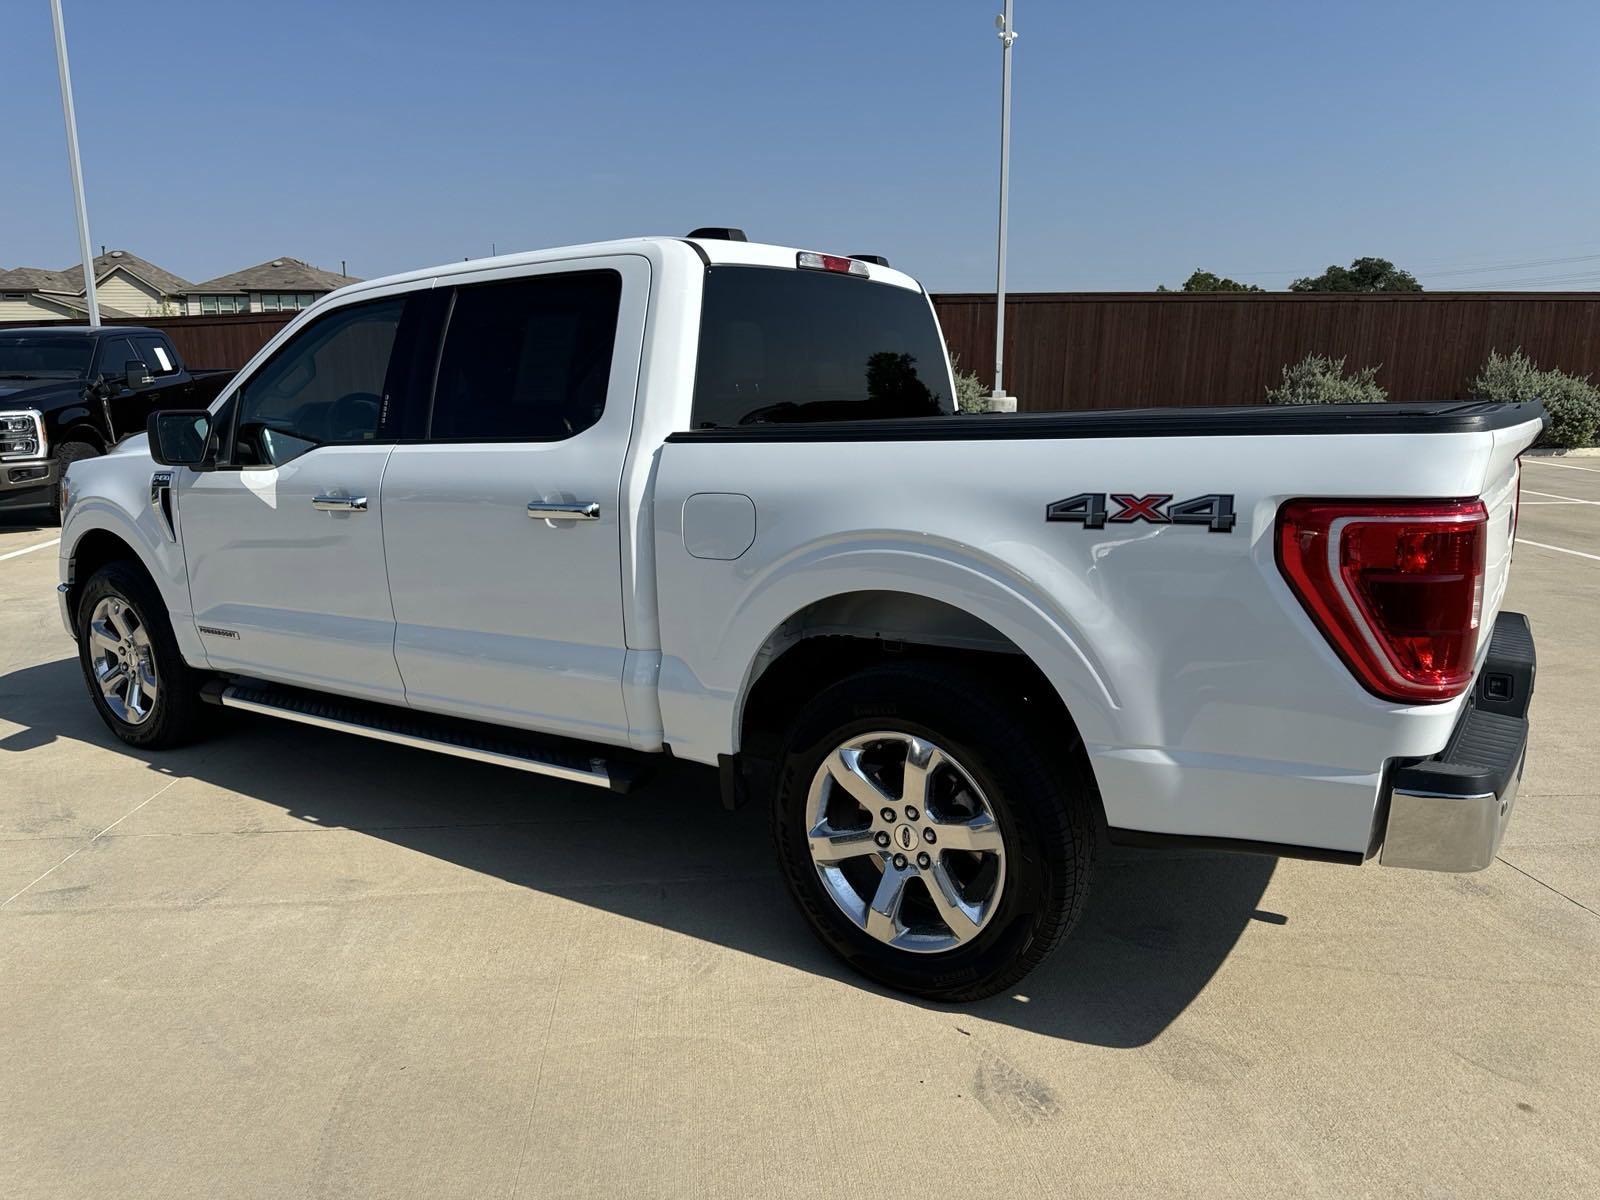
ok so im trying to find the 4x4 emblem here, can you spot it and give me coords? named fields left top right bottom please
left=1046, top=492, right=1236, bottom=533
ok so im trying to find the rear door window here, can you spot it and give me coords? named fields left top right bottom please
left=691, top=266, right=953, bottom=428
left=428, top=270, right=623, bottom=442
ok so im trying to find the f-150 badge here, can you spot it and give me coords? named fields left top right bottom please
left=1046, top=492, right=1236, bottom=532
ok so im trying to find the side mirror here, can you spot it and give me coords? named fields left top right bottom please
left=125, top=360, right=154, bottom=390
left=147, top=410, right=214, bottom=468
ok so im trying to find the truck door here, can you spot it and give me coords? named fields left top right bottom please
left=378, top=256, right=648, bottom=745
left=90, top=333, right=157, bottom=443
left=177, top=291, right=433, bottom=702
left=92, top=333, right=188, bottom=442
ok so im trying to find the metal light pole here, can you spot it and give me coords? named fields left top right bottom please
left=50, top=0, right=99, bottom=326
left=990, top=2, right=1018, bottom=411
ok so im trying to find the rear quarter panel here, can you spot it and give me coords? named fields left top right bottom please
left=653, top=420, right=1541, bottom=854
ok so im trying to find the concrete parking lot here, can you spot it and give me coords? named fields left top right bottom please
left=3, top=458, right=1597, bottom=1199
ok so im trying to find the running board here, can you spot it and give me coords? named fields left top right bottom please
left=213, top=680, right=629, bottom=791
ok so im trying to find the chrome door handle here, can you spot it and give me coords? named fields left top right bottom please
left=527, top=501, right=600, bottom=521
left=312, top=494, right=368, bottom=512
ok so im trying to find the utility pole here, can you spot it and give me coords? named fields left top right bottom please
left=50, top=0, right=99, bottom=326
left=990, top=2, right=1018, bottom=411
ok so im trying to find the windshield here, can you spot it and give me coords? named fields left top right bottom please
left=0, top=336, right=93, bottom=380
left=691, top=266, right=954, bottom=427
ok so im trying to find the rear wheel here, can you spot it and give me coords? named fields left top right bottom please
left=770, top=661, right=1097, bottom=1001
left=75, top=561, right=210, bottom=749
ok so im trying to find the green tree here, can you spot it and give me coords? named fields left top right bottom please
left=1289, top=257, right=1422, bottom=293
left=1157, top=269, right=1263, bottom=293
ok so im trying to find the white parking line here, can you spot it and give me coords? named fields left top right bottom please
left=0, top=536, right=60, bottom=563
left=1523, top=489, right=1600, bottom=505
left=1524, top=458, right=1600, bottom=474
left=1518, top=538, right=1600, bottom=563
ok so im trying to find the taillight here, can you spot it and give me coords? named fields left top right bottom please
left=1276, top=498, right=1488, bottom=703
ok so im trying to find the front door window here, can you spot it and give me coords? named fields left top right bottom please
left=228, top=298, right=404, bottom=467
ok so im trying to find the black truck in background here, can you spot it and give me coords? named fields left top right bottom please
left=0, top=325, right=231, bottom=522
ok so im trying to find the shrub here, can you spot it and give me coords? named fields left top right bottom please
left=950, top=354, right=991, bottom=413
left=1265, top=354, right=1387, bottom=405
left=1469, top=349, right=1600, bottom=449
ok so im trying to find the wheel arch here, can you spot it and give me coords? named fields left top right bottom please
left=726, top=588, right=1109, bottom=817
left=56, top=425, right=108, bottom=454
left=62, top=507, right=202, bottom=666
left=722, top=566, right=1120, bottom=741
left=63, top=528, right=149, bottom=629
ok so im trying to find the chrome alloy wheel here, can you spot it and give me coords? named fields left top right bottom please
left=87, top=596, right=159, bottom=726
left=806, top=731, right=1007, bottom=954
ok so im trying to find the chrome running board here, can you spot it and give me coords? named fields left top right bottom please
left=216, top=681, right=620, bottom=790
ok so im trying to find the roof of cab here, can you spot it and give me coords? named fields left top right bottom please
left=0, top=325, right=163, bottom=338
left=329, top=236, right=924, bottom=304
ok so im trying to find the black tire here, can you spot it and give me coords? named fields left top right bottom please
left=75, top=560, right=211, bottom=750
left=50, top=440, right=100, bottom=524
left=771, top=660, right=1097, bottom=1002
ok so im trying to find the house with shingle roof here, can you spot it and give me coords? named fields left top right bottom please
left=0, top=250, right=360, bottom=321
left=183, top=257, right=362, bottom=315
left=0, top=250, right=178, bottom=320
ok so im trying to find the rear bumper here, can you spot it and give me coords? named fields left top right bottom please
left=1378, top=611, right=1534, bottom=872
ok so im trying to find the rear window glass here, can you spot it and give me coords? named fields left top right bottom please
left=690, top=266, right=953, bottom=428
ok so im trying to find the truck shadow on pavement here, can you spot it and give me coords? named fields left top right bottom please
left=0, top=654, right=1277, bottom=1049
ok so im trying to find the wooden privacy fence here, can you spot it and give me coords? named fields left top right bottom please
left=0, top=312, right=294, bottom=373
left=8, top=292, right=1600, bottom=410
left=932, top=291, right=1600, bottom=410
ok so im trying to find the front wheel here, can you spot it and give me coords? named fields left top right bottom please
left=75, top=561, right=210, bottom=749
left=771, top=661, right=1097, bottom=1002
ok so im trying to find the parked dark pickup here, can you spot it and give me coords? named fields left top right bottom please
left=0, top=325, right=231, bottom=521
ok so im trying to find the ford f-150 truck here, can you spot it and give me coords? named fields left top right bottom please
left=0, top=325, right=230, bottom=521
left=55, top=232, right=1543, bottom=1000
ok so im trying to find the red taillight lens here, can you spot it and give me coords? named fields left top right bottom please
left=1276, top=498, right=1488, bottom=703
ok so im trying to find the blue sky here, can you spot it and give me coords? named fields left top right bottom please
left=6, top=0, right=1598, bottom=292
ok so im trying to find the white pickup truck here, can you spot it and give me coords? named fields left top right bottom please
left=57, top=231, right=1542, bottom=1000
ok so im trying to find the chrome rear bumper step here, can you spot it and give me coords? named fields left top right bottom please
left=213, top=680, right=628, bottom=791
left=1377, top=611, right=1534, bottom=873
